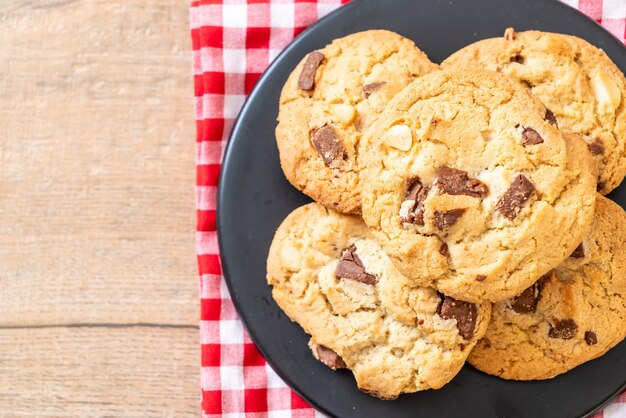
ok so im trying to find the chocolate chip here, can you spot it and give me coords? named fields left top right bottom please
left=570, top=243, right=585, bottom=258
left=401, top=177, right=430, bottom=225
left=496, top=174, right=535, bottom=220
left=418, top=319, right=425, bottom=325
left=597, top=182, right=605, bottom=192
left=548, top=319, right=578, bottom=340
left=534, top=271, right=551, bottom=306
left=510, top=55, right=525, bottom=64
left=363, top=81, right=386, bottom=97
left=434, top=208, right=466, bottom=230
left=311, top=125, right=345, bottom=166
left=439, top=243, right=449, bottom=257
left=544, top=109, right=558, bottom=126
left=316, top=345, right=347, bottom=370
left=511, top=282, right=539, bottom=313
left=437, top=296, right=478, bottom=340
left=585, top=331, right=598, bottom=345
left=588, top=138, right=605, bottom=155
left=436, top=166, right=489, bottom=198
left=335, top=245, right=376, bottom=285
left=476, top=275, right=487, bottom=282
left=574, top=52, right=581, bottom=63
left=519, top=126, right=544, bottom=146
left=298, top=51, right=325, bottom=91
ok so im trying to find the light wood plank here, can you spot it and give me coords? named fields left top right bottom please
left=0, top=0, right=198, bottom=325
left=0, top=326, right=199, bottom=417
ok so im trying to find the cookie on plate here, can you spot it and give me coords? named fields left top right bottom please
left=276, top=30, right=439, bottom=214
left=442, top=28, right=626, bottom=194
left=266, top=203, right=490, bottom=399
left=468, top=195, right=626, bottom=380
left=359, top=69, right=597, bottom=303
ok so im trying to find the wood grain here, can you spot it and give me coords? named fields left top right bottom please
left=0, top=0, right=197, bottom=326
left=0, top=326, right=199, bottom=417
left=0, top=0, right=200, bottom=415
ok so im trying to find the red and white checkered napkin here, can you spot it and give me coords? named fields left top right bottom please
left=192, top=0, right=626, bottom=416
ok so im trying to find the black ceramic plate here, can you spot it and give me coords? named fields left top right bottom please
left=217, top=1, right=626, bottom=417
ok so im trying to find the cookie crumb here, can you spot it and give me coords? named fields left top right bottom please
left=504, top=27, right=516, bottom=40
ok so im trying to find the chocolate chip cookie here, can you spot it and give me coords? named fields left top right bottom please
left=276, top=30, right=439, bottom=214
left=359, top=69, right=597, bottom=303
left=468, top=195, right=626, bottom=380
left=266, top=203, right=490, bottom=399
left=442, top=28, right=626, bottom=194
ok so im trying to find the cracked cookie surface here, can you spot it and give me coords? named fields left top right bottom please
left=468, top=195, right=626, bottom=380
left=359, top=70, right=597, bottom=303
left=266, top=203, right=490, bottom=399
left=442, top=28, right=626, bottom=194
left=276, top=30, right=439, bottom=214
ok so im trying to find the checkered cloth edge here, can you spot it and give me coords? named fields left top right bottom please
left=191, top=0, right=626, bottom=416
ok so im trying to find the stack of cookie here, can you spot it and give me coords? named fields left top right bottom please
left=266, top=29, right=626, bottom=400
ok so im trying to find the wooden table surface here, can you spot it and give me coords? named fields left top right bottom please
left=0, top=1, right=198, bottom=416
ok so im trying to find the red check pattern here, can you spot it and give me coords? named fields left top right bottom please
left=191, top=1, right=626, bottom=416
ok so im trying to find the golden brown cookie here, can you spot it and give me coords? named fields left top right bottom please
left=266, top=203, right=490, bottom=399
left=276, top=30, right=439, bottom=214
left=443, top=28, right=626, bottom=194
left=359, top=69, right=597, bottom=303
left=468, top=195, right=626, bottom=380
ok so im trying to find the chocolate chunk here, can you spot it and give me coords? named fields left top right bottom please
left=437, top=296, right=478, bottom=340
left=544, top=109, right=558, bottom=126
left=311, top=125, right=345, bottom=166
left=335, top=245, right=376, bottom=285
left=548, top=319, right=578, bottom=340
left=316, top=345, right=347, bottom=370
left=496, top=174, right=536, bottom=220
left=475, top=275, right=487, bottom=282
left=511, top=282, right=539, bottom=313
left=570, top=243, right=585, bottom=258
left=585, top=331, right=598, bottom=345
left=520, top=127, right=544, bottom=146
left=439, top=243, right=449, bottom=257
left=436, top=166, right=489, bottom=198
left=298, top=51, right=325, bottom=91
left=534, top=271, right=552, bottom=306
left=434, top=208, right=466, bottom=230
left=588, top=138, right=605, bottom=155
left=401, top=177, right=430, bottom=225
left=363, top=81, right=386, bottom=97
left=510, top=55, right=525, bottom=64
left=417, top=319, right=425, bottom=325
